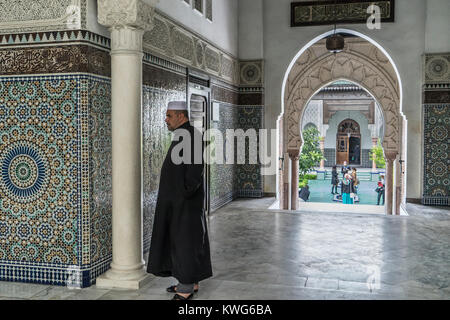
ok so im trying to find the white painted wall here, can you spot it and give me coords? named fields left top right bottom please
left=87, top=0, right=239, bottom=56
left=256, top=0, right=447, bottom=199
left=155, top=0, right=239, bottom=56
left=425, top=0, right=450, bottom=53
left=238, top=0, right=264, bottom=59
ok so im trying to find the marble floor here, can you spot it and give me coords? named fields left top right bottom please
left=268, top=200, right=386, bottom=215
left=0, top=198, right=449, bottom=300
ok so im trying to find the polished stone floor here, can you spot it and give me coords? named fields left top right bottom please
left=0, top=198, right=449, bottom=300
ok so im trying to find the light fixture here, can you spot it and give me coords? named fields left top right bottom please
left=326, top=0, right=345, bottom=54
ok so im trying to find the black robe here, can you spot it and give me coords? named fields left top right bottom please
left=147, top=121, right=212, bottom=284
left=331, top=170, right=339, bottom=185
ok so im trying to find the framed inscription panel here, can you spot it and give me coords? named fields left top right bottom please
left=291, top=0, right=395, bottom=27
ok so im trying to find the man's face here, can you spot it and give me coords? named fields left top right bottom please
left=165, top=110, right=184, bottom=131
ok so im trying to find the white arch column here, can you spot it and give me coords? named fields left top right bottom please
left=96, top=0, right=155, bottom=289
left=384, top=152, right=397, bottom=215
left=288, top=150, right=300, bottom=210
left=371, top=137, right=378, bottom=171
left=319, top=137, right=325, bottom=170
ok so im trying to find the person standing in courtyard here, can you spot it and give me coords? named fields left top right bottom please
left=341, top=161, right=350, bottom=179
left=341, top=173, right=355, bottom=204
left=376, top=175, right=385, bottom=205
left=351, top=167, right=359, bottom=194
left=147, top=100, right=212, bottom=300
left=331, top=165, right=339, bottom=194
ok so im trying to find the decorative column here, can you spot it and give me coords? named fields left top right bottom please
left=278, top=117, right=287, bottom=209
left=319, top=137, right=325, bottom=170
left=395, top=159, right=402, bottom=215
left=96, top=0, right=155, bottom=289
left=385, top=152, right=397, bottom=215
left=371, top=137, right=378, bottom=171
left=288, top=150, right=300, bottom=210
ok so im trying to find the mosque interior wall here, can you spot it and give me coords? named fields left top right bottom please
left=0, top=13, right=113, bottom=286
left=0, top=0, right=447, bottom=289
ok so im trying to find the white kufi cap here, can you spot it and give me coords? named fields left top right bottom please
left=167, top=100, right=187, bottom=110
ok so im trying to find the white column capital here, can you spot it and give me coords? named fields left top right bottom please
left=98, top=0, right=157, bottom=31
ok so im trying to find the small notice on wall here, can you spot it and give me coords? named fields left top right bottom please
left=291, top=0, right=395, bottom=27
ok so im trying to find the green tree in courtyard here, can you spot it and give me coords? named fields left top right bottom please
left=298, top=127, right=325, bottom=178
left=369, top=138, right=386, bottom=168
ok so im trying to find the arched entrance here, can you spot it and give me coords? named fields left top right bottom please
left=336, top=119, right=361, bottom=165
left=278, top=32, right=406, bottom=215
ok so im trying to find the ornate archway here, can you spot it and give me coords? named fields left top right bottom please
left=279, top=37, right=405, bottom=215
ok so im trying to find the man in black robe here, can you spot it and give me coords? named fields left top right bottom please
left=147, top=100, right=212, bottom=300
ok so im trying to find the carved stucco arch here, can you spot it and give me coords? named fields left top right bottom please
left=284, top=38, right=401, bottom=157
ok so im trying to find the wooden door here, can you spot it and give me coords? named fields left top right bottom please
left=336, top=119, right=360, bottom=165
left=336, top=135, right=349, bottom=165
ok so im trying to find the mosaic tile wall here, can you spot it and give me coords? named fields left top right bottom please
left=88, top=77, right=112, bottom=275
left=422, top=53, right=449, bottom=206
left=324, top=148, right=335, bottom=167
left=361, top=149, right=371, bottom=168
left=0, top=74, right=112, bottom=287
left=236, top=61, right=264, bottom=198
left=142, top=63, right=186, bottom=254
left=209, top=101, right=264, bottom=209
left=209, top=103, right=238, bottom=211
left=235, top=106, right=263, bottom=198
left=423, top=103, right=449, bottom=206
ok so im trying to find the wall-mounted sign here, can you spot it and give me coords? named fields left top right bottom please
left=212, top=102, right=220, bottom=122
left=291, top=0, right=395, bottom=27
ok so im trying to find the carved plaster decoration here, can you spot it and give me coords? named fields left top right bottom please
left=205, top=46, right=220, bottom=73
left=142, top=11, right=239, bottom=85
left=98, top=0, right=156, bottom=52
left=322, top=99, right=375, bottom=124
left=194, top=39, right=205, bottom=68
left=220, top=54, right=235, bottom=80
left=0, top=0, right=86, bottom=34
left=143, top=15, right=170, bottom=56
left=0, top=45, right=110, bottom=76
left=284, top=38, right=401, bottom=155
left=172, top=28, right=195, bottom=63
left=97, top=0, right=155, bottom=31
